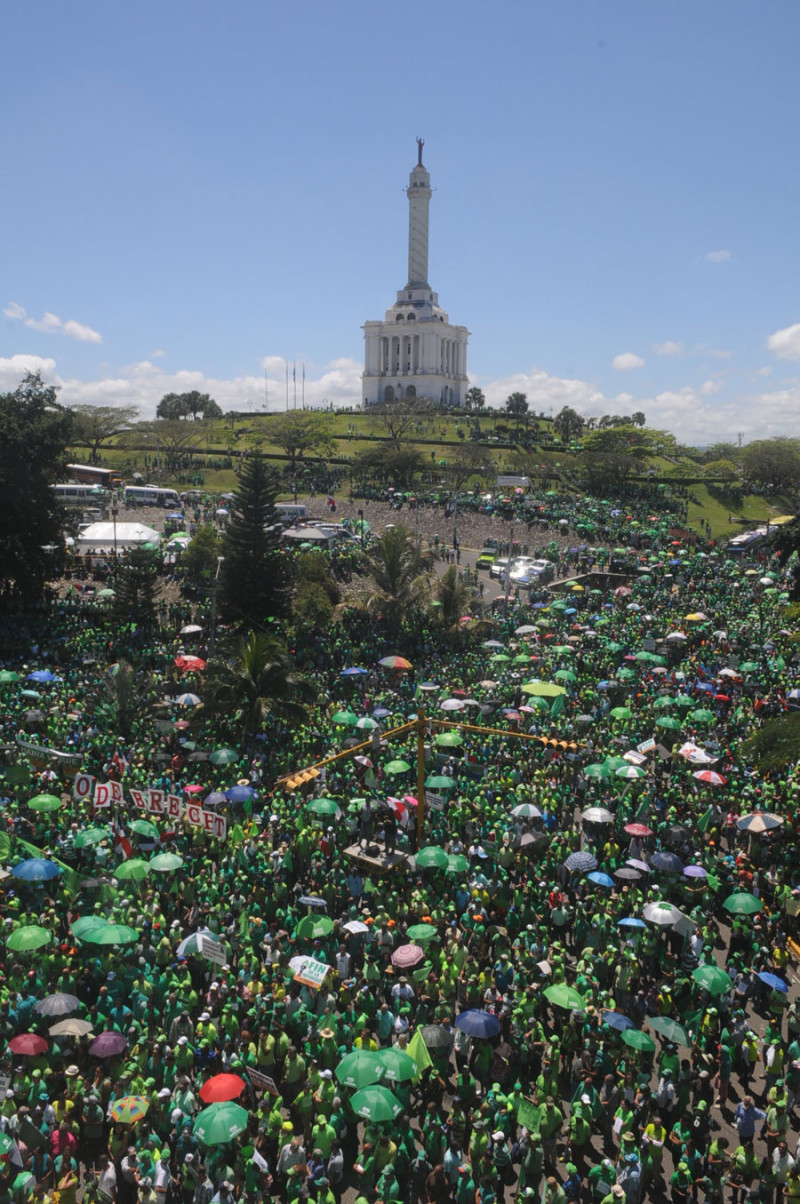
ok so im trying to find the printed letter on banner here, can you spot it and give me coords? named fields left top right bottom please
left=212, top=813, right=227, bottom=841
left=185, top=803, right=202, bottom=827
left=94, top=783, right=111, bottom=808
left=109, top=781, right=123, bottom=805
left=166, top=794, right=182, bottom=819
left=202, top=809, right=216, bottom=836
left=73, top=774, right=95, bottom=802
left=148, top=790, right=166, bottom=816
left=129, top=790, right=147, bottom=811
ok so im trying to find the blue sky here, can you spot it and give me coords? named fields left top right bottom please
left=2, top=0, right=800, bottom=442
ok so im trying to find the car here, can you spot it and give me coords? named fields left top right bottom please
left=489, top=557, right=510, bottom=581
left=510, top=558, right=555, bottom=587
left=477, top=548, right=496, bottom=570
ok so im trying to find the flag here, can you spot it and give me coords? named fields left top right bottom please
left=112, top=820, right=132, bottom=861
left=696, top=807, right=713, bottom=833
left=407, top=1027, right=433, bottom=1080
left=293, top=363, right=296, bottom=382
left=550, top=694, right=565, bottom=718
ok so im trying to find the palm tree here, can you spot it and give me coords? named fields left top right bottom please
left=204, top=632, right=316, bottom=745
left=341, top=524, right=433, bottom=634
left=433, top=566, right=496, bottom=641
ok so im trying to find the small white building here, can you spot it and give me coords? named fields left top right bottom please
left=362, top=140, right=469, bottom=408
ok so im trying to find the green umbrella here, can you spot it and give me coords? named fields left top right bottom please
left=621, top=1029, right=656, bottom=1053
left=74, top=827, right=108, bottom=849
left=384, top=760, right=411, bottom=775
left=689, top=708, right=715, bottom=724
left=615, top=765, right=646, bottom=780
left=445, top=853, right=470, bottom=874
left=425, top=774, right=455, bottom=789
left=610, top=707, right=633, bottom=720
left=521, top=681, right=566, bottom=698
left=71, top=915, right=108, bottom=939
left=306, top=798, right=341, bottom=816
left=738, top=661, right=760, bottom=673
left=544, top=984, right=586, bottom=1010
left=375, top=1048, right=417, bottom=1082
left=692, top=965, right=732, bottom=996
left=209, top=748, right=238, bottom=766
left=406, top=923, right=438, bottom=941
left=7, top=925, right=52, bottom=952
left=603, top=757, right=628, bottom=773
left=83, top=923, right=139, bottom=946
left=647, top=1016, right=691, bottom=1046
left=652, top=696, right=676, bottom=710
left=435, top=732, right=464, bottom=747
left=296, top=914, right=334, bottom=940
left=722, top=891, right=762, bottom=915
left=554, top=670, right=577, bottom=683
left=149, top=853, right=184, bottom=872
left=113, top=859, right=151, bottom=881
left=129, top=819, right=160, bottom=839
left=0, top=670, right=20, bottom=685
left=512, top=653, right=532, bottom=666
left=656, top=716, right=682, bottom=730
left=350, top=1084, right=404, bottom=1122
left=28, top=793, right=62, bottom=812
left=584, top=764, right=611, bottom=780
left=490, top=654, right=510, bottom=664
left=193, top=1101, right=249, bottom=1145
left=617, top=668, right=637, bottom=682
left=335, top=1050, right=383, bottom=1089
left=415, top=847, right=449, bottom=870
left=332, top=710, right=359, bottom=726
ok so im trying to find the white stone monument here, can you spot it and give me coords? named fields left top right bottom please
left=362, top=139, right=469, bottom=408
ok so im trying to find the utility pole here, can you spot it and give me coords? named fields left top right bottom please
left=209, top=556, right=224, bottom=654
left=416, top=710, right=427, bottom=846
left=504, top=520, right=515, bottom=610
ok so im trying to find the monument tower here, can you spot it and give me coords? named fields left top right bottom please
left=362, top=140, right=469, bottom=407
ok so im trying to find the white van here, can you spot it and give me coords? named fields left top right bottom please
left=275, top=502, right=307, bottom=524
left=53, top=483, right=106, bottom=507
left=124, top=485, right=181, bottom=509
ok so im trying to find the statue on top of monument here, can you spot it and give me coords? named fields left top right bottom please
left=416, top=137, right=424, bottom=167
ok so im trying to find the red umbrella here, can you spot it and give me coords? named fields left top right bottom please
left=199, top=1074, right=246, bottom=1103
left=714, top=694, right=731, bottom=703
left=693, top=770, right=726, bottom=786
left=9, top=1033, right=48, bottom=1055
left=624, top=823, right=653, bottom=837
left=175, top=655, right=206, bottom=671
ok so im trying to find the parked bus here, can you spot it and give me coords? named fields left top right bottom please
left=66, top=463, right=124, bottom=488
left=124, top=485, right=181, bottom=509
left=275, top=502, right=307, bottom=524
left=52, top=483, right=107, bottom=508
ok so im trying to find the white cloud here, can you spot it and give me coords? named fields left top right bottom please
left=653, top=341, right=683, bottom=356
left=612, top=352, right=645, bottom=371
left=4, top=301, right=102, bottom=344
left=767, top=321, right=800, bottom=361
left=0, top=354, right=58, bottom=392
left=699, top=378, right=721, bottom=396
left=705, top=249, right=731, bottom=263
left=756, top=366, right=772, bottom=377
left=477, top=367, right=606, bottom=417
left=151, top=349, right=166, bottom=359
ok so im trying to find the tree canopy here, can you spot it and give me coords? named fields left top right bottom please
left=0, top=372, right=74, bottom=606
left=220, top=451, right=291, bottom=627
left=204, top=631, right=315, bottom=746
left=70, top=404, right=139, bottom=459
left=266, top=411, right=335, bottom=474
left=156, top=391, right=222, bottom=421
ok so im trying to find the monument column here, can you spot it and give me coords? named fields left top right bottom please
left=406, top=138, right=432, bottom=288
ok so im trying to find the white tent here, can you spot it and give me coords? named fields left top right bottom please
left=76, top=522, right=161, bottom=554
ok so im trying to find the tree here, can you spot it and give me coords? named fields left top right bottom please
left=630, top=411, right=647, bottom=428
left=112, top=549, right=160, bottom=628
left=182, top=525, right=223, bottom=587
left=433, top=564, right=477, bottom=632
left=740, top=712, right=800, bottom=772
left=70, top=405, right=139, bottom=460
left=464, top=387, right=485, bottom=411
left=449, top=441, right=493, bottom=491
left=703, top=459, right=740, bottom=482
left=552, top=406, right=584, bottom=443
left=580, top=425, right=673, bottom=492
left=0, top=371, right=74, bottom=606
left=157, top=391, right=222, bottom=421
left=370, top=395, right=432, bottom=444
left=140, top=419, right=197, bottom=469
left=220, top=451, right=292, bottom=626
left=204, top=631, right=316, bottom=746
left=505, top=392, right=529, bottom=423
left=742, top=438, right=800, bottom=493
left=93, top=660, right=155, bottom=739
left=267, top=411, right=335, bottom=475
left=351, top=445, right=425, bottom=489
left=341, top=524, right=432, bottom=634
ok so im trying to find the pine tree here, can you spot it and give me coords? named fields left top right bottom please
left=112, top=550, right=159, bottom=628
left=220, top=452, right=291, bottom=626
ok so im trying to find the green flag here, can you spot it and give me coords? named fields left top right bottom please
left=550, top=694, right=565, bottom=718
left=696, top=808, right=713, bottom=833
left=407, top=1027, right=433, bottom=1080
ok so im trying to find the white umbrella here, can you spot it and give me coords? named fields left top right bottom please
left=515, top=625, right=537, bottom=635
left=343, top=920, right=370, bottom=935
left=665, top=632, right=687, bottom=641
left=512, top=803, right=542, bottom=819
left=180, top=625, right=203, bottom=635
left=441, top=699, right=465, bottom=712
left=581, top=807, right=615, bottom=824
left=643, top=901, right=686, bottom=926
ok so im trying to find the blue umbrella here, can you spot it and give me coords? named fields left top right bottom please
left=588, top=871, right=615, bottom=888
left=204, top=792, right=227, bottom=807
left=454, top=1009, right=502, bottom=1039
left=618, top=917, right=647, bottom=929
left=758, top=971, right=789, bottom=993
left=565, top=851, right=597, bottom=873
left=341, top=667, right=368, bottom=677
left=372, top=707, right=392, bottom=719
left=651, top=851, right=684, bottom=873
left=226, top=785, right=256, bottom=803
left=602, top=1011, right=634, bottom=1031
left=12, top=858, right=60, bottom=882
left=27, top=670, right=58, bottom=683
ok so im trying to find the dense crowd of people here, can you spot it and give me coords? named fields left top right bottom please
left=0, top=485, right=798, bottom=1204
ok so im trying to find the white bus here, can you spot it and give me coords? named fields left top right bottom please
left=53, top=483, right=107, bottom=507
left=124, top=485, right=181, bottom=509
left=276, top=502, right=307, bottom=524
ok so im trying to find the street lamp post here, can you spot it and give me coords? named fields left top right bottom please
left=209, top=556, right=224, bottom=654
left=504, top=520, right=515, bottom=610
left=111, top=503, right=119, bottom=561
left=357, top=508, right=365, bottom=549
